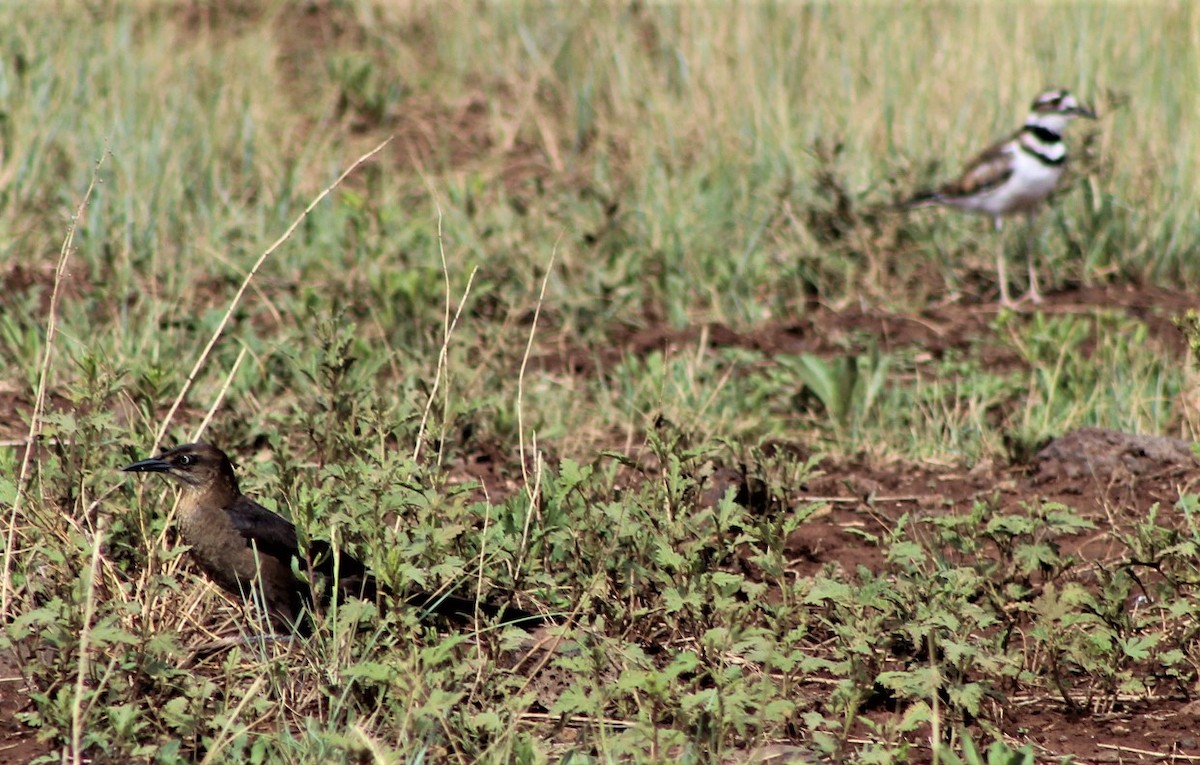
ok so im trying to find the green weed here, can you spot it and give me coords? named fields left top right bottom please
left=1, top=1, right=1196, bottom=761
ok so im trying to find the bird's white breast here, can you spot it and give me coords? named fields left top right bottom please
left=954, top=143, right=1064, bottom=218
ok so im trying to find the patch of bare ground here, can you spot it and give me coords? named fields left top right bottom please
left=1007, top=699, right=1200, bottom=763
left=537, top=282, right=1193, bottom=377
left=0, top=388, right=91, bottom=443
left=2, top=260, right=89, bottom=318
left=0, top=390, right=32, bottom=441
left=783, top=427, right=1198, bottom=578
left=0, top=649, right=49, bottom=763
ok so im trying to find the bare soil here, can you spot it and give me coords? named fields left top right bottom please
left=0, top=649, right=48, bottom=764
left=538, top=282, right=1192, bottom=378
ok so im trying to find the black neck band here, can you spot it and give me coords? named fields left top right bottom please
left=1025, top=124, right=1062, bottom=143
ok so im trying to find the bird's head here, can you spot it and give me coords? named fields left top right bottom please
left=1028, top=89, right=1097, bottom=131
left=122, top=442, right=239, bottom=493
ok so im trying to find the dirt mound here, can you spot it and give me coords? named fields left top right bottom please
left=1034, top=427, right=1198, bottom=487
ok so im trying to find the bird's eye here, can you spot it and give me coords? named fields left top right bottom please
left=177, top=454, right=194, bottom=466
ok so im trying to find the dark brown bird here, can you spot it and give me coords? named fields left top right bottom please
left=122, top=442, right=543, bottom=635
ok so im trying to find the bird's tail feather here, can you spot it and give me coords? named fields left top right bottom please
left=407, top=590, right=547, bottom=629
left=894, top=191, right=944, bottom=211
left=307, top=540, right=547, bottom=630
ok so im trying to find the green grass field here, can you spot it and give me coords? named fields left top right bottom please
left=2, top=2, right=1200, bottom=762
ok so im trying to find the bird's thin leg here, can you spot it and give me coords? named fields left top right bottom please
left=1024, top=212, right=1044, bottom=304
left=994, top=217, right=1016, bottom=308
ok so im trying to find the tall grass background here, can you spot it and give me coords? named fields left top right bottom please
left=0, top=2, right=1197, bottom=761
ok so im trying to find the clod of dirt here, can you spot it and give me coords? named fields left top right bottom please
left=0, top=648, right=49, bottom=762
left=1033, top=427, right=1198, bottom=486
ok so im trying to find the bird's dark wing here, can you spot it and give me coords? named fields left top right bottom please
left=405, top=590, right=546, bottom=629
left=224, top=495, right=303, bottom=562
left=223, top=496, right=373, bottom=600
left=938, top=134, right=1017, bottom=199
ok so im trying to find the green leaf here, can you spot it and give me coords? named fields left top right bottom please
left=876, top=668, right=934, bottom=699
left=804, top=578, right=852, bottom=604
left=556, top=458, right=591, bottom=488
left=654, top=544, right=685, bottom=570
left=887, top=540, right=926, bottom=565
left=342, top=661, right=394, bottom=682
left=948, top=682, right=986, bottom=716
left=681, top=687, right=719, bottom=713
left=762, top=698, right=795, bottom=721
left=107, top=703, right=140, bottom=737
left=663, top=587, right=685, bottom=612
left=664, top=651, right=700, bottom=679
left=1013, top=542, right=1059, bottom=574
left=1121, top=634, right=1160, bottom=660
left=897, top=699, right=931, bottom=732
left=986, top=738, right=1035, bottom=765
left=161, top=697, right=193, bottom=731
left=710, top=571, right=745, bottom=594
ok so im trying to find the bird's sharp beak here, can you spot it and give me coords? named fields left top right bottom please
left=1074, top=104, right=1098, bottom=119
left=121, top=457, right=172, bottom=474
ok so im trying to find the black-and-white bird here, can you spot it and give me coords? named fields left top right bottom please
left=901, top=89, right=1097, bottom=307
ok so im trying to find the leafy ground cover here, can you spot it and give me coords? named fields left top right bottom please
left=2, top=1, right=1200, bottom=762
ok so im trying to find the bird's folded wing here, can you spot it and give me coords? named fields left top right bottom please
left=938, top=137, right=1016, bottom=199
left=224, top=496, right=303, bottom=561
